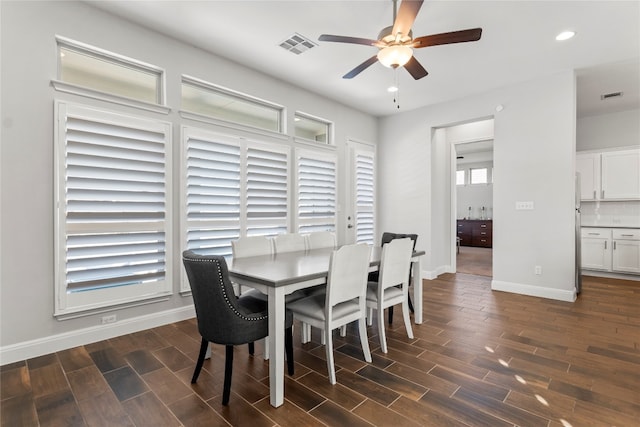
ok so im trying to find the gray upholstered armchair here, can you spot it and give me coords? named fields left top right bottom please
left=182, top=250, right=294, bottom=405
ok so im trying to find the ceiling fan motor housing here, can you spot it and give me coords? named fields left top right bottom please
left=378, top=26, right=413, bottom=45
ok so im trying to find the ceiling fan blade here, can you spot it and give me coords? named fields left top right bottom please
left=404, top=56, right=428, bottom=80
left=392, top=0, right=424, bottom=38
left=343, top=56, right=379, bottom=79
left=413, top=28, right=483, bottom=48
left=319, top=34, right=379, bottom=46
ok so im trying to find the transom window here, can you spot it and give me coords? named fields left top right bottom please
left=294, top=112, right=332, bottom=144
left=456, top=170, right=466, bottom=186
left=57, top=37, right=163, bottom=105
left=181, top=76, right=283, bottom=133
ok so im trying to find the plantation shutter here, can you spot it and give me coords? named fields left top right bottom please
left=184, top=131, right=241, bottom=258
left=296, top=149, right=337, bottom=233
left=245, top=145, right=289, bottom=236
left=55, top=102, right=172, bottom=315
left=355, top=151, right=375, bottom=244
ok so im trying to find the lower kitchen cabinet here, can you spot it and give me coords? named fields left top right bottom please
left=612, top=229, right=640, bottom=273
left=581, top=227, right=640, bottom=274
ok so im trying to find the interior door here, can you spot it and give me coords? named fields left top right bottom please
left=346, top=140, right=376, bottom=245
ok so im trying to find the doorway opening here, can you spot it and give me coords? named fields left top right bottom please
left=450, top=119, right=494, bottom=277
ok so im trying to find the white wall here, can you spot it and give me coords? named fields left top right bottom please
left=577, top=109, right=640, bottom=151
left=378, top=71, right=577, bottom=301
left=456, top=160, right=494, bottom=220
left=0, top=1, right=377, bottom=363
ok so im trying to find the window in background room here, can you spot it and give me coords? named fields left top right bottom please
left=471, top=167, right=488, bottom=184
left=294, top=112, right=332, bottom=144
left=296, top=148, right=337, bottom=233
left=54, top=101, right=172, bottom=317
left=181, top=76, right=283, bottom=133
left=456, top=170, right=466, bottom=186
left=56, top=37, right=163, bottom=105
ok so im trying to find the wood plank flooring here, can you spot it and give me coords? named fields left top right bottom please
left=457, top=246, right=492, bottom=276
left=2, top=274, right=639, bottom=426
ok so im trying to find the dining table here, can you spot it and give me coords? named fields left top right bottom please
left=228, top=245, right=425, bottom=407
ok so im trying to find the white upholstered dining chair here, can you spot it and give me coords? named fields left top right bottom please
left=366, top=237, right=414, bottom=353
left=286, top=243, right=372, bottom=384
left=273, top=233, right=307, bottom=253
left=306, top=231, right=337, bottom=250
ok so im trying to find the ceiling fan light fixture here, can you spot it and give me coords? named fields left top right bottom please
left=377, top=45, right=413, bottom=68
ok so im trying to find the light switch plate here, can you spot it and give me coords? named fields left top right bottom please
left=515, top=201, right=534, bottom=210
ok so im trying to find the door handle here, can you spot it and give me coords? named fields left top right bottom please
left=347, top=224, right=353, bottom=229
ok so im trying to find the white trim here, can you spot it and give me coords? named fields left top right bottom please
left=179, top=110, right=288, bottom=142
left=0, top=306, right=196, bottom=366
left=491, top=280, right=577, bottom=302
left=51, top=80, right=171, bottom=114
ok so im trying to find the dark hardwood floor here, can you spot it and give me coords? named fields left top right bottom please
left=2, top=274, right=639, bottom=426
left=457, top=246, right=492, bottom=277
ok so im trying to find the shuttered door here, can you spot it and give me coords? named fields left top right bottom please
left=296, top=149, right=337, bottom=233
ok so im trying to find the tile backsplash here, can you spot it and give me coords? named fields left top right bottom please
left=581, top=201, right=640, bottom=227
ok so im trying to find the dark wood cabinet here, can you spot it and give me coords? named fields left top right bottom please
left=457, top=219, right=492, bottom=248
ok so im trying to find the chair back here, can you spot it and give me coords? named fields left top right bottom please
left=182, top=250, right=267, bottom=344
left=232, top=235, right=273, bottom=258
left=306, top=231, right=337, bottom=250
left=378, top=238, right=414, bottom=291
left=326, top=243, right=371, bottom=306
left=273, top=233, right=306, bottom=253
left=381, top=232, right=418, bottom=250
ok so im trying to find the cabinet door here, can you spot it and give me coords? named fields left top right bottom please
left=576, top=153, right=599, bottom=201
left=601, top=149, right=640, bottom=200
left=457, top=221, right=472, bottom=246
left=581, top=238, right=611, bottom=271
left=612, top=240, right=640, bottom=273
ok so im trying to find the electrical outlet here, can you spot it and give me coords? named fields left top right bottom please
left=534, top=265, right=542, bottom=275
left=516, top=201, right=534, bottom=210
left=101, top=314, right=117, bottom=324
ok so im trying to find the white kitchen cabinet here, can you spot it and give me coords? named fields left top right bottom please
left=576, top=148, right=640, bottom=201
left=581, top=228, right=612, bottom=271
left=612, top=229, right=640, bottom=273
left=576, top=153, right=599, bottom=201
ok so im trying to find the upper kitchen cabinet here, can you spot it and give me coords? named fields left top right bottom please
left=601, top=149, right=640, bottom=199
left=576, top=148, right=640, bottom=201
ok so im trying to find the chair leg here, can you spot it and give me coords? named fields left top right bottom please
left=263, top=338, right=270, bottom=360
left=248, top=342, right=255, bottom=355
left=325, top=328, right=336, bottom=384
left=388, top=306, right=394, bottom=324
left=378, top=305, right=388, bottom=353
left=285, top=326, right=294, bottom=376
left=339, top=325, right=347, bottom=337
left=191, top=338, right=209, bottom=383
left=407, top=294, right=415, bottom=313
left=358, top=318, right=372, bottom=363
left=222, top=345, right=234, bottom=406
left=402, top=301, right=414, bottom=339
left=367, top=308, right=373, bottom=326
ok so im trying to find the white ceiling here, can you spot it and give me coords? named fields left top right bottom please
left=90, top=0, right=640, bottom=118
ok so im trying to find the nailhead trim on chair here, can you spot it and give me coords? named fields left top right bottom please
left=183, top=255, right=268, bottom=322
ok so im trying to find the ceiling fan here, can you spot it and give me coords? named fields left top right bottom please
left=318, top=0, right=482, bottom=80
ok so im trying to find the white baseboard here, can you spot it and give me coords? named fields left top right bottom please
left=491, top=280, right=576, bottom=302
left=0, top=306, right=196, bottom=366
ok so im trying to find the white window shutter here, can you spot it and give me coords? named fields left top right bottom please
left=355, top=151, right=375, bottom=244
left=296, top=149, right=337, bottom=233
left=246, top=145, right=289, bottom=236
left=55, top=102, right=172, bottom=315
left=184, top=132, right=241, bottom=258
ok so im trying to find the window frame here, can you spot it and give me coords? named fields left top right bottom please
left=53, top=36, right=168, bottom=113
left=180, top=75, right=285, bottom=135
left=293, top=111, right=333, bottom=145
left=54, top=100, right=173, bottom=318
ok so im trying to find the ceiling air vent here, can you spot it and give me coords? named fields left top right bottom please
left=601, top=91, right=623, bottom=100
left=279, top=33, right=317, bottom=55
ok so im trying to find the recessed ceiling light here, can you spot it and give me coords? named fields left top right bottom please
left=387, top=86, right=398, bottom=93
left=555, top=31, right=575, bottom=41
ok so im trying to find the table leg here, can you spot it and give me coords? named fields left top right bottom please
left=268, top=286, right=285, bottom=407
left=412, top=258, right=423, bottom=324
